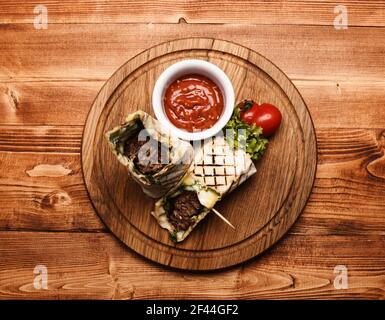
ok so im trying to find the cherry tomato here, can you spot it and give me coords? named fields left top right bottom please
left=239, top=100, right=282, bottom=137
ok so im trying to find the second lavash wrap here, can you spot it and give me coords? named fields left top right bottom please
left=105, top=110, right=194, bottom=199
left=152, top=135, right=257, bottom=242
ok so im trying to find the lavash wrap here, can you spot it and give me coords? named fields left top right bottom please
left=152, top=135, right=257, bottom=242
left=105, top=110, right=194, bottom=199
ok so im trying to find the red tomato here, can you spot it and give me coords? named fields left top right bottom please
left=239, top=100, right=282, bottom=137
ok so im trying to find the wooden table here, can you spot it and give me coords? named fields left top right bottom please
left=0, top=1, right=384, bottom=299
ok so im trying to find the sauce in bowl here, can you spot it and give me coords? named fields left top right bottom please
left=163, top=74, right=224, bottom=132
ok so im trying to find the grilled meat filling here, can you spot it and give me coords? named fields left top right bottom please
left=168, top=191, right=203, bottom=231
left=124, top=130, right=167, bottom=174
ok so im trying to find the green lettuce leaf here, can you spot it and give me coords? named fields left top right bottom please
left=224, top=107, right=268, bottom=161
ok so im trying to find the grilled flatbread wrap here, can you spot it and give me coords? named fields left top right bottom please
left=106, top=110, right=194, bottom=198
left=152, top=173, right=221, bottom=242
left=152, top=135, right=256, bottom=242
left=192, top=135, right=257, bottom=195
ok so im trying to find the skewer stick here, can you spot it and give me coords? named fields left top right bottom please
left=212, top=208, right=235, bottom=229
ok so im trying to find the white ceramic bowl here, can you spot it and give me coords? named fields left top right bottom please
left=152, top=59, right=235, bottom=141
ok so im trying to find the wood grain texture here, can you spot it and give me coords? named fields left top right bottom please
left=0, top=125, right=82, bottom=153
left=0, top=232, right=384, bottom=299
left=0, top=0, right=384, bottom=26
left=0, top=82, right=103, bottom=125
left=1, top=24, right=385, bottom=82
left=0, top=0, right=384, bottom=298
left=0, top=129, right=384, bottom=236
left=2, top=80, right=385, bottom=128
left=0, top=127, right=384, bottom=235
left=0, top=151, right=104, bottom=231
left=82, top=38, right=316, bottom=270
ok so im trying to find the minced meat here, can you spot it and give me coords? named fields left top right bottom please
left=124, top=131, right=167, bottom=174
left=168, top=191, right=203, bottom=231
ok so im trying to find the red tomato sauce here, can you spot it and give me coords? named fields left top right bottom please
left=163, top=74, right=224, bottom=132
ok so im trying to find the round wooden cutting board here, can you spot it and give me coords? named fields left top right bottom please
left=82, top=38, right=317, bottom=270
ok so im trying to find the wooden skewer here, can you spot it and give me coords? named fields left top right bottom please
left=211, top=208, right=235, bottom=229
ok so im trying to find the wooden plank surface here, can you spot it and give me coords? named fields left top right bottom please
left=81, top=38, right=317, bottom=270
left=0, top=0, right=384, bottom=298
left=0, top=128, right=384, bottom=236
left=1, top=24, right=385, bottom=82
left=0, top=151, right=104, bottom=231
left=2, top=80, right=385, bottom=128
left=0, top=232, right=384, bottom=299
left=0, top=0, right=384, bottom=26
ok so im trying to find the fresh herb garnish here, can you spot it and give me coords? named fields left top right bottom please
left=163, top=197, right=173, bottom=214
left=170, top=230, right=178, bottom=243
left=224, top=106, right=268, bottom=161
left=109, top=121, right=143, bottom=146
